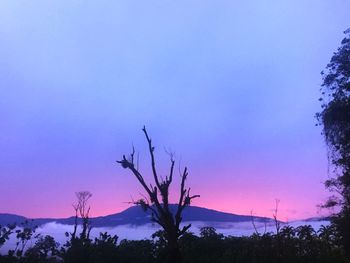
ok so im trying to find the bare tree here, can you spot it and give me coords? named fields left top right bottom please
left=273, top=199, right=282, bottom=263
left=250, top=210, right=267, bottom=236
left=273, top=199, right=281, bottom=235
left=71, top=191, right=92, bottom=241
left=117, top=126, right=199, bottom=263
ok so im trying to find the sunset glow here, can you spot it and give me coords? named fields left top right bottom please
left=1, top=0, right=349, bottom=221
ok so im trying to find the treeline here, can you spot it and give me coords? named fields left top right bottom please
left=0, top=222, right=349, bottom=263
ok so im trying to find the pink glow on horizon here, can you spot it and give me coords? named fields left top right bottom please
left=1, top=156, right=329, bottom=221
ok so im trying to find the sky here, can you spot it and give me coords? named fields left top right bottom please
left=0, top=0, right=349, bottom=221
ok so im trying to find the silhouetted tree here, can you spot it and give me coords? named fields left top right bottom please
left=90, top=232, right=119, bottom=263
left=0, top=223, right=348, bottom=263
left=67, top=191, right=93, bottom=241
left=317, top=28, right=350, bottom=256
left=0, top=225, right=15, bottom=248
left=63, top=191, right=93, bottom=263
left=117, top=126, right=199, bottom=263
left=75, top=191, right=92, bottom=241
left=8, top=221, right=39, bottom=258
left=25, top=235, right=60, bottom=262
left=118, top=239, right=155, bottom=263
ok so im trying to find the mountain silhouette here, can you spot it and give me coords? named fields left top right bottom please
left=0, top=205, right=272, bottom=227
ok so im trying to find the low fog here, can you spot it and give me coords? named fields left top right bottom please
left=0, top=220, right=329, bottom=253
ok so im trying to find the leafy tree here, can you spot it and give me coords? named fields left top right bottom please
left=8, top=221, right=39, bottom=258
left=117, top=126, right=199, bottom=263
left=0, top=225, right=15, bottom=248
left=0, top=223, right=349, bottom=263
left=24, top=235, right=60, bottom=262
left=118, top=239, right=155, bottom=263
left=199, top=227, right=223, bottom=240
left=317, top=28, right=350, bottom=256
left=90, top=232, right=119, bottom=263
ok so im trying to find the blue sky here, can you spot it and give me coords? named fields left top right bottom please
left=0, top=0, right=349, bottom=219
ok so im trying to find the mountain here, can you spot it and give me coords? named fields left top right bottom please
left=0, top=214, right=27, bottom=226
left=0, top=205, right=272, bottom=227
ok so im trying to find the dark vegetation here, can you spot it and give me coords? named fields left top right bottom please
left=1, top=29, right=349, bottom=263
left=317, top=28, right=350, bottom=257
left=0, top=222, right=349, bottom=263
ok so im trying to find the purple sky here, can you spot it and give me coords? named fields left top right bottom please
left=0, top=1, right=349, bottom=220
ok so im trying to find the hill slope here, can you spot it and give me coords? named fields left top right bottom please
left=0, top=205, right=272, bottom=227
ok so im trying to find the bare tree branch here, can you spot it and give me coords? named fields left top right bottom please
left=142, top=126, right=162, bottom=190
left=116, top=126, right=199, bottom=263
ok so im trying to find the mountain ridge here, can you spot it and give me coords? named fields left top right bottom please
left=0, top=205, right=275, bottom=227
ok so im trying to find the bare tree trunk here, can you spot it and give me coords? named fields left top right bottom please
left=117, top=126, right=199, bottom=263
left=70, top=191, right=92, bottom=242
left=167, top=241, right=182, bottom=263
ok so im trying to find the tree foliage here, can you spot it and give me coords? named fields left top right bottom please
left=317, top=28, right=350, bottom=256
left=1, top=224, right=348, bottom=263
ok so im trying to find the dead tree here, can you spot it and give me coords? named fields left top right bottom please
left=250, top=210, right=267, bottom=236
left=117, top=126, right=199, bottom=263
left=273, top=199, right=281, bottom=235
left=273, top=199, right=282, bottom=263
left=71, top=191, right=92, bottom=241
